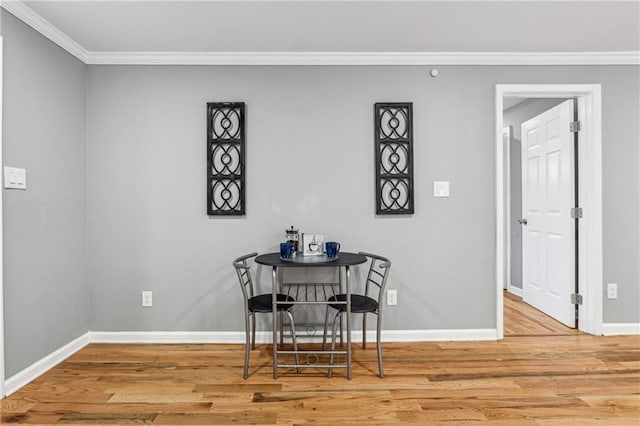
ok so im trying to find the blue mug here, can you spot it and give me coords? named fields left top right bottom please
left=280, top=242, right=294, bottom=259
left=325, top=241, right=341, bottom=258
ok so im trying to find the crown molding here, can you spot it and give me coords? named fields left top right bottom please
left=2, top=1, right=639, bottom=66
left=1, top=0, right=90, bottom=63
left=86, top=51, right=640, bottom=66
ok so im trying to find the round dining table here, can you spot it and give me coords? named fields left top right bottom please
left=255, top=252, right=367, bottom=379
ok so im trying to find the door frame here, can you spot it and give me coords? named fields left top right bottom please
left=502, top=126, right=512, bottom=292
left=0, top=36, right=5, bottom=397
left=495, top=84, right=603, bottom=338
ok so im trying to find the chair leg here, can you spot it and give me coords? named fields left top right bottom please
left=284, top=310, right=301, bottom=374
left=362, top=312, right=367, bottom=349
left=244, top=312, right=251, bottom=379
left=279, top=311, right=284, bottom=345
left=251, top=314, right=256, bottom=350
left=328, top=311, right=342, bottom=378
left=376, top=312, right=384, bottom=378
left=322, top=305, right=331, bottom=351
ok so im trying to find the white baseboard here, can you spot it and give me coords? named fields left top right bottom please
left=2, top=328, right=497, bottom=396
left=507, top=285, right=523, bottom=298
left=601, top=323, right=640, bottom=336
left=90, top=331, right=249, bottom=344
left=4, top=332, right=90, bottom=397
left=90, top=329, right=498, bottom=344
left=380, top=329, right=498, bottom=341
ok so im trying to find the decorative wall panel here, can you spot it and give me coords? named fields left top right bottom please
left=207, top=102, right=245, bottom=215
left=374, top=102, right=414, bottom=214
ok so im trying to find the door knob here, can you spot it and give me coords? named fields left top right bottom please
left=518, top=218, right=528, bottom=225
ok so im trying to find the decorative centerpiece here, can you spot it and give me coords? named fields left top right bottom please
left=302, top=234, right=324, bottom=256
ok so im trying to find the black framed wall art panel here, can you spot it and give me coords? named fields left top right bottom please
left=374, top=102, right=414, bottom=215
left=207, top=102, right=246, bottom=216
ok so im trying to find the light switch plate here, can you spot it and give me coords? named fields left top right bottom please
left=142, top=291, right=153, bottom=307
left=433, top=181, right=450, bottom=197
left=4, top=167, right=27, bottom=190
left=607, top=283, right=618, bottom=299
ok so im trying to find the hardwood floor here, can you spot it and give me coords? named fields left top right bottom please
left=2, top=296, right=638, bottom=424
left=503, top=291, right=581, bottom=337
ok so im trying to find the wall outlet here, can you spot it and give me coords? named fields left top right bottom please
left=142, top=291, right=153, bottom=307
left=386, top=289, right=397, bottom=306
left=606, top=283, right=618, bottom=300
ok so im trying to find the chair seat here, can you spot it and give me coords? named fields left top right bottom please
left=327, top=294, right=378, bottom=313
left=248, top=293, right=295, bottom=313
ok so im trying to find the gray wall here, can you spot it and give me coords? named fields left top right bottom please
left=503, top=98, right=566, bottom=290
left=2, top=12, right=88, bottom=377
left=87, top=64, right=640, bottom=331
left=1, top=13, right=638, bottom=380
left=87, top=66, right=498, bottom=332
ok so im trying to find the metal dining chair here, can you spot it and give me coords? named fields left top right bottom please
left=233, top=253, right=300, bottom=379
left=322, top=252, right=391, bottom=378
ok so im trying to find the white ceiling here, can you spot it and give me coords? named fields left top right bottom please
left=17, top=1, right=640, bottom=54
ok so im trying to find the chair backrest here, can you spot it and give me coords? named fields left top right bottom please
left=359, top=252, right=391, bottom=306
left=232, top=253, right=258, bottom=307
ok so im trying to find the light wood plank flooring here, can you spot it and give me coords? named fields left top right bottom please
left=2, top=296, right=638, bottom=424
left=503, top=290, right=581, bottom=337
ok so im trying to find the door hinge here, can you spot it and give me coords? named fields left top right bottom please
left=571, top=207, right=583, bottom=219
left=570, top=121, right=581, bottom=133
left=571, top=293, right=583, bottom=305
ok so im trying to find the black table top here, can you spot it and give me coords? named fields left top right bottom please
left=255, top=252, right=367, bottom=267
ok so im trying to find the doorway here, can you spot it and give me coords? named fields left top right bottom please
left=495, top=84, right=603, bottom=339
left=505, top=98, right=577, bottom=328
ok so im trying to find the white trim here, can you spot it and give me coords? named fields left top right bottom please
left=2, top=0, right=638, bottom=66
left=2, top=1, right=638, bottom=66
left=91, top=329, right=498, bottom=344
left=502, top=126, right=512, bottom=290
left=495, top=91, right=505, bottom=339
left=86, top=51, right=640, bottom=66
left=3, top=332, right=90, bottom=397
left=496, top=84, right=603, bottom=338
left=377, top=329, right=498, bottom=342
left=507, top=285, right=523, bottom=298
left=0, top=37, right=4, bottom=399
left=576, top=91, right=604, bottom=336
left=602, top=323, right=640, bottom=336
left=0, top=0, right=89, bottom=63
left=91, top=331, right=250, bottom=344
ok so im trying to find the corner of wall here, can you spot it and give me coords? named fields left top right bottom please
left=3, top=332, right=90, bottom=397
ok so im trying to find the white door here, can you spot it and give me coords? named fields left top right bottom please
left=521, top=99, right=576, bottom=327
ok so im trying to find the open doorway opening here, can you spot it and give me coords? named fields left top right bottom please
left=503, top=97, right=577, bottom=334
left=495, top=84, right=603, bottom=339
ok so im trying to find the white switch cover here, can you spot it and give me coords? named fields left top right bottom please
left=4, top=167, right=27, bottom=190
left=433, top=181, right=450, bottom=197
left=607, top=283, right=618, bottom=299
left=142, top=291, right=153, bottom=307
